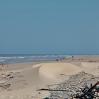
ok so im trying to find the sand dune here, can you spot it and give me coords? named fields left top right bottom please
left=81, top=62, right=99, bottom=76
left=39, top=63, right=82, bottom=80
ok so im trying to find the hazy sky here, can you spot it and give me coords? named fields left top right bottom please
left=0, top=0, right=99, bottom=54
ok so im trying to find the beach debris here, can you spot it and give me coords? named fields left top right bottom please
left=0, top=83, right=11, bottom=89
left=41, top=72, right=99, bottom=99
left=38, top=88, right=67, bottom=91
left=0, top=72, right=15, bottom=91
left=74, top=81, right=99, bottom=99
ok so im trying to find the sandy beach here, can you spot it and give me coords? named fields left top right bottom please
left=0, top=0, right=98, bottom=98
left=0, top=56, right=99, bottom=99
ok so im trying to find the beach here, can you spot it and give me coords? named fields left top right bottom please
left=0, top=56, right=99, bottom=99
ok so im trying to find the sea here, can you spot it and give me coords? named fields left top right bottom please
left=0, top=54, right=71, bottom=64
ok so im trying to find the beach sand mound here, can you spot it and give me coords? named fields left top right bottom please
left=81, top=62, right=99, bottom=75
left=39, top=63, right=82, bottom=79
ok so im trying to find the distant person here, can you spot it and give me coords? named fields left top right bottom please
left=72, top=56, right=74, bottom=60
left=56, top=59, right=59, bottom=62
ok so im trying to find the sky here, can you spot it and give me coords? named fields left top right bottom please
left=0, top=0, right=99, bottom=54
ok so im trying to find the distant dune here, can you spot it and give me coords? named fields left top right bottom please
left=39, top=63, right=82, bottom=80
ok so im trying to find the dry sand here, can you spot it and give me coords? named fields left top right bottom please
left=0, top=57, right=99, bottom=99
left=39, top=63, right=82, bottom=80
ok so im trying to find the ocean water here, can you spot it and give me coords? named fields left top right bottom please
left=0, top=54, right=71, bottom=64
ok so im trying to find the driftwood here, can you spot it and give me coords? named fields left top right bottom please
left=38, top=88, right=67, bottom=91
left=74, top=81, right=99, bottom=99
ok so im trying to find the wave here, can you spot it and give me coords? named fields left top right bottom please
left=0, top=55, right=71, bottom=64
left=0, top=59, right=5, bottom=62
